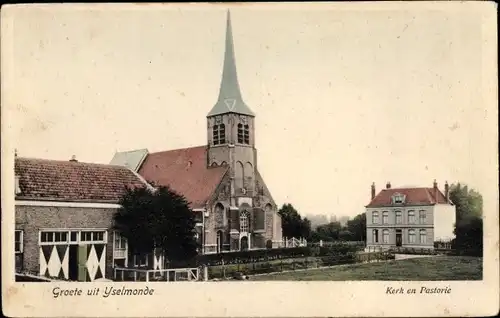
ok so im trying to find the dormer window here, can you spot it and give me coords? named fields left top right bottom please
left=391, top=193, right=406, bottom=204
left=213, top=124, right=226, bottom=145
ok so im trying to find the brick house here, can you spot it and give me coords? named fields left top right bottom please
left=14, top=156, right=152, bottom=281
left=110, top=11, right=283, bottom=254
left=365, top=180, right=455, bottom=251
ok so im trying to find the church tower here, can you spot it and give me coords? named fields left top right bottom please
left=207, top=11, right=257, bottom=206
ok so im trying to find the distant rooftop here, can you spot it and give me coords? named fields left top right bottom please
left=109, top=148, right=149, bottom=172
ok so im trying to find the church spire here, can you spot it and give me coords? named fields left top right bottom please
left=207, top=10, right=255, bottom=117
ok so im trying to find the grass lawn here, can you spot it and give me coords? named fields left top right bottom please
left=250, top=256, right=482, bottom=281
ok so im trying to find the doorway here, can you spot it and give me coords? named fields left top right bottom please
left=240, top=236, right=249, bottom=251
left=68, top=245, right=79, bottom=281
left=216, top=231, right=223, bottom=254
left=395, top=229, right=402, bottom=247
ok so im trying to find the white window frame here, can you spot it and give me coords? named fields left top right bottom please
left=372, top=211, right=379, bottom=224
left=392, top=193, right=406, bottom=204
left=382, top=211, right=389, bottom=224
left=15, top=230, right=23, bottom=253
left=112, top=232, right=128, bottom=268
left=408, top=210, right=416, bottom=224
left=395, top=211, right=402, bottom=224
left=408, top=229, right=416, bottom=243
left=39, top=229, right=108, bottom=245
left=419, top=210, right=426, bottom=224
left=133, top=254, right=148, bottom=267
left=240, top=212, right=249, bottom=233
left=419, top=229, right=427, bottom=244
left=372, top=229, right=379, bottom=243
left=382, top=229, right=389, bottom=244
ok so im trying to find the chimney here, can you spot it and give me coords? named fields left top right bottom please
left=371, top=182, right=376, bottom=200
left=14, top=149, right=18, bottom=158
left=15, top=176, right=21, bottom=195
left=444, top=181, right=449, bottom=201
left=386, top=182, right=391, bottom=189
left=69, top=155, right=78, bottom=163
left=433, top=179, right=438, bottom=201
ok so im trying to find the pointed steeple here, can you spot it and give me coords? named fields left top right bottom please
left=207, top=10, right=255, bottom=117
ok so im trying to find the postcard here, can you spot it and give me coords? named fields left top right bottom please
left=1, top=2, right=498, bottom=317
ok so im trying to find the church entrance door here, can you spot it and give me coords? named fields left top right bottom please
left=240, top=236, right=249, bottom=251
left=216, top=231, right=223, bottom=254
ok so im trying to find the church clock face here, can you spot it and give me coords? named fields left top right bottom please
left=240, top=115, right=247, bottom=124
left=215, top=116, right=222, bottom=124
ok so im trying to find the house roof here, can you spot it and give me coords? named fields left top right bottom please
left=15, top=157, right=148, bottom=203
left=366, top=187, right=451, bottom=208
left=137, top=146, right=229, bottom=209
left=207, top=10, right=255, bottom=117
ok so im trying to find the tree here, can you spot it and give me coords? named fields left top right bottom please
left=311, top=221, right=342, bottom=242
left=346, top=213, right=366, bottom=242
left=300, top=217, right=312, bottom=240
left=449, top=183, right=483, bottom=221
left=338, top=230, right=354, bottom=241
left=278, top=203, right=310, bottom=238
left=449, top=183, right=483, bottom=255
left=113, top=185, right=198, bottom=264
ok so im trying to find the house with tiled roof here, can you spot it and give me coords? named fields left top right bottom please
left=14, top=156, right=153, bottom=281
left=365, top=180, right=455, bottom=251
left=110, top=12, right=282, bottom=254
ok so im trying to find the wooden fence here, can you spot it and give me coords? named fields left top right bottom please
left=114, top=267, right=200, bottom=282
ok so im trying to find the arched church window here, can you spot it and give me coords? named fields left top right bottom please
left=244, top=162, right=253, bottom=188
left=240, top=211, right=250, bottom=233
left=265, top=204, right=273, bottom=213
left=213, top=124, right=226, bottom=145
left=235, top=161, right=244, bottom=189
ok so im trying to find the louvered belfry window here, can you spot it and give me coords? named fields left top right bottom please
left=213, top=124, right=226, bottom=145
left=237, top=124, right=250, bottom=144
left=243, top=125, right=249, bottom=144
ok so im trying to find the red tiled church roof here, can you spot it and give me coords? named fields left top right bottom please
left=366, top=187, right=451, bottom=208
left=15, top=157, right=148, bottom=203
left=138, top=146, right=229, bottom=209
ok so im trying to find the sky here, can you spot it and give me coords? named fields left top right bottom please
left=2, top=3, right=497, bottom=219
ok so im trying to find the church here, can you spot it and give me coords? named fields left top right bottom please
left=110, top=11, right=283, bottom=254
left=12, top=11, right=281, bottom=283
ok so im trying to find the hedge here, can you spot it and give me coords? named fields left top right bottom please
left=206, top=252, right=394, bottom=279
left=197, top=247, right=312, bottom=266
left=166, top=244, right=364, bottom=268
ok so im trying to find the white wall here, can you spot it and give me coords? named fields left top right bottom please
left=433, top=204, right=456, bottom=241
